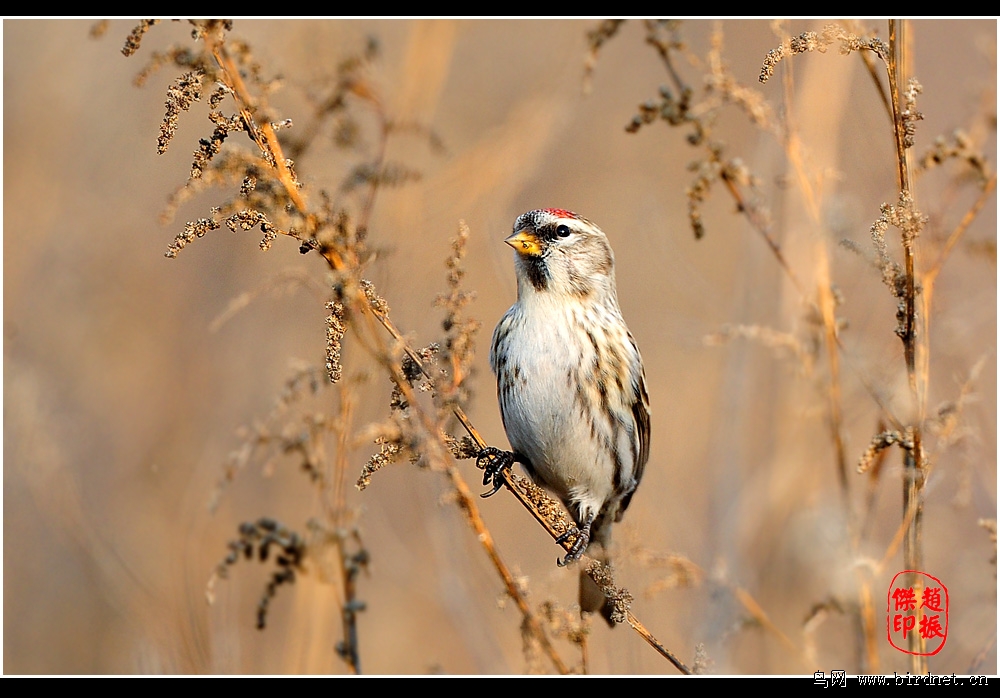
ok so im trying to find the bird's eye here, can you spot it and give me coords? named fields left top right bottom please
left=556, top=224, right=571, bottom=238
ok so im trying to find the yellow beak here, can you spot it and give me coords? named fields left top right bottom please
left=505, top=229, right=542, bottom=256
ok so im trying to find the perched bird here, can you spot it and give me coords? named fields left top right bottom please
left=486, top=208, right=650, bottom=625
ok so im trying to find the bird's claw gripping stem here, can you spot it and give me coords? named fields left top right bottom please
left=476, top=446, right=513, bottom=498
left=474, top=447, right=592, bottom=568
left=555, top=519, right=591, bottom=567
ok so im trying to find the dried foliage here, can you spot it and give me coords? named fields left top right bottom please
left=208, top=518, right=307, bottom=630
left=157, top=18, right=991, bottom=675
left=37, top=18, right=984, bottom=675
left=758, top=23, right=889, bottom=84
left=117, top=18, right=686, bottom=675
left=591, top=18, right=996, bottom=676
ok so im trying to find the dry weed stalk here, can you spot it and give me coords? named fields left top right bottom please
left=120, top=19, right=687, bottom=675
left=760, top=18, right=993, bottom=675
left=594, top=18, right=995, bottom=674
left=761, top=19, right=992, bottom=674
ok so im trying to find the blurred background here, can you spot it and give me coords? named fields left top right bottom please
left=3, top=19, right=996, bottom=675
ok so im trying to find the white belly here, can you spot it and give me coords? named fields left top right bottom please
left=492, top=299, right=621, bottom=521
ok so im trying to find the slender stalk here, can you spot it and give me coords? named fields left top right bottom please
left=626, top=611, right=691, bottom=674
left=777, top=31, right=869, bottom=667
left=210, top=43, right=312, bottom=223
left=925, top=174, right=997, bottom=285
left=719, top=174, right=806, bottom=297
left=445, top=463, right=572, bottom=674
left=888, top=19, right=927, bottom=671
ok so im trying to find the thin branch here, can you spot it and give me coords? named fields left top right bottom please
left=925, top=173, right=997, bottom=285
left=719, top=174, right=806, bottom=297
left=888, top=19, right=927, bottom=670
left=445, top=463, right=572, bottom=674
left=625, top=610, right=691, bottom=674
left=209, top=41, right=312, bottom=223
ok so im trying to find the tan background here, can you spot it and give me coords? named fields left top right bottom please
left=4, top=19, right=996, bottom=674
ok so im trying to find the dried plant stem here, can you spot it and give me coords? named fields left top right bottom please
left=888, top=20, right=926, bottom=670
left=817, top=258, right=850, bottom=499
left=777, top=32, right=870, bottom=668
left=851, top=24, right=893, bottom=123
left=207, top=37, right=373, bottom=668
left=369, top=308, right=489, bottom=449
left=326, top=388, right=362, bottom=672
left=731, top=586, right=805, bottom=665
left=209, top=40, right=311, bottom=220
left=625, top=611, right=691, bottom=674
left=858, top=577, right=879, bottom=670
left=710, top=44, right=880, bottom=667
left=719, top=175, right=805, bottom=297
left=329, top=387, right=354, bottom=526
left=877, top=485, right=923, bottom=573
left=778, top=54, right=853, bottom=512
left=335, top=535, right=363, bottom=674
left=919, top=174, right=997, bottom=418
left=925, top=173, right=996, bottom=285
left=644, top=20, right=686, bottom=96
left=360, top=114, right=390, bottom=232
left=444, top=461, right=571, bottom=674
left=888, top=22, right=919, bottom=387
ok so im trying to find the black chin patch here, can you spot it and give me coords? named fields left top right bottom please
left=522, top=255, right=549, bottom=291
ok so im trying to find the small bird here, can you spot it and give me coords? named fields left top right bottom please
left=486, top=208, right=650, bottom=625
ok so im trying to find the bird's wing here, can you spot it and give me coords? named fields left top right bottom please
left=615, top=333, right=650, bottom=522
left=631, top=361, right=651, bottom=488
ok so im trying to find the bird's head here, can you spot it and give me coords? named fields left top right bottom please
left=506, top=209, right=617, bottom=301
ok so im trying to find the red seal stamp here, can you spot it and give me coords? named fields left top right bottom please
left=887, top=570, right=948, bottom=655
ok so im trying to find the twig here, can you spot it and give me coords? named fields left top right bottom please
left=888, top=19, right=926, bottom=670
left=625, top=610, right=691, bottom=674
left=719, top=174, right=806, bottom=297
left=445, top=462, right=572, bottom=674
left=925, top=173, right=997, bottom=285
left=209, top=40, right=312, bottom=223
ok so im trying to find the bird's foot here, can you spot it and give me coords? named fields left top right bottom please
left=476, top=446, right=514, bottom=498
left=555, top=518, right=592, bottom=567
